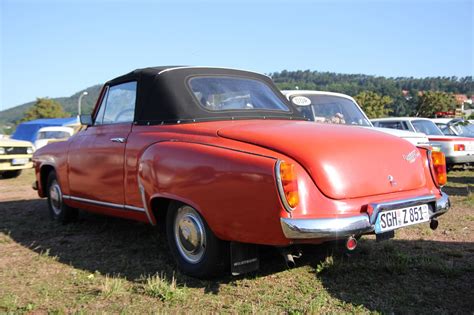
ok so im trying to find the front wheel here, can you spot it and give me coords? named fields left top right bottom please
left=166, top=202, right=227, bottom=278
left=46, top=171, right=78, bottom=223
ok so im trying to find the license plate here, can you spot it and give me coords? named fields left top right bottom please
left=375, top=204, right=429, bottom=234
left=11, top=158, right=29, bottom=165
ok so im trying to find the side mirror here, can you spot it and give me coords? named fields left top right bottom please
left=80, top=114, right=93, bottom=126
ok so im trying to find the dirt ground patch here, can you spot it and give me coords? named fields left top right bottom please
left=0, top=168, right=473, bottom=313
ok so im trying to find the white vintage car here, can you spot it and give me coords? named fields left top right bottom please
left=372, top=117, right=474, bottom=168
left=34, top=126, right=74, bottom=150
left=431, top=118, right=474, bottom=138
left=281, top=90, right=430, bottom=146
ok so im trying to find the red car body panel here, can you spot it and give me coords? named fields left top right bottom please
left=68, top=123, right=131, bottom=205
left=34, top=119, right=442, bottom=246
left=218, top=121, right=427, bottom=199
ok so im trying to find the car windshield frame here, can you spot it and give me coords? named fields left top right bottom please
left=290, top=94, right=372, bottom=127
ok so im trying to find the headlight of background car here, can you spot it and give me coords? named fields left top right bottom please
left=27, top=147, right=34, bottom=154
left=0, top=147, right=5, bottom=155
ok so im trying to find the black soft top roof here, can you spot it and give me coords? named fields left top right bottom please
left=104, top=66, right=305, bottom=125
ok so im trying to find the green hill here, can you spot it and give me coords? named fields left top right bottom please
left=0, top=84, right=103, bottom=125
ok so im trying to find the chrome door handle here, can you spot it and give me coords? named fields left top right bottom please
left=110, top=137, right=126, bottom=143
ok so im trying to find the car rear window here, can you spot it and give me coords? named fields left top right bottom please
left=189, top=77, right=289, bottom=112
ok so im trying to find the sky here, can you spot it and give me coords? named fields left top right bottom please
left=0, top=0, right=473, bottom=111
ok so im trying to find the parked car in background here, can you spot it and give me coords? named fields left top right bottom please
left=12, top=117, right=79, bottom=145
left=281, top=91, right=430, bottom=146
left=33, top=67, right=450, bottom=278
left=0, top=138, right=34, bottom=178
left=431, top=118, right=474, bottom=138
left=372, top=117, right=474, bottom=169
left=34, top=126, right=74, bottom=150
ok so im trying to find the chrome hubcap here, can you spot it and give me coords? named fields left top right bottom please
left=174, top=206, right=206, bottom=263
left=49, top=180, right=62, bottom=215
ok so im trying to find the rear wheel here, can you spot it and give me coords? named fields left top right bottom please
left=1, top=170, right=22, bottom=179
left=166, top=202, right=227, bottom=278
left=46, top=171, right=78, bottom=223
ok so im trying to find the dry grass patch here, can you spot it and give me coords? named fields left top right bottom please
left=141, top=272, right=186, bottom=301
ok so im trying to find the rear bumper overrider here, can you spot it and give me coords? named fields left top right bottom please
left=280, top=192, right=450, bottom=239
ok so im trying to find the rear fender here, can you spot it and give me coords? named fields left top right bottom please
left=138, top=141, right=289, bottom=245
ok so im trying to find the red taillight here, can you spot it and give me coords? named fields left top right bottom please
left=430, top=151, right=447, bottom=187
left=277, top=161, right=299, bottom=211
left=454, top=144, right=465, bottom=151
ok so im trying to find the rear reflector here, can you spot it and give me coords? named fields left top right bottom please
left=346, top=236, right=357, bottom=251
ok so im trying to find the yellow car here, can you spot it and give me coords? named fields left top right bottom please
left=0, top=138, right=34, bottom=178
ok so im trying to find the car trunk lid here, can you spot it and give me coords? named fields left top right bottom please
left=217, top=121, right=427, bottom=200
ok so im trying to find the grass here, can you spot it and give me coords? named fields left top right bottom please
left=142, top=273, right=186, bottom=301
left=101, top=275, right=127, bottom=298
left=0, top=168, right=473, bottom=313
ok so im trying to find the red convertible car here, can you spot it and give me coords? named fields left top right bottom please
left=32, top=66, right=450, bottom=278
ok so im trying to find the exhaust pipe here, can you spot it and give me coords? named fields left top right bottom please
left=284, top=253, right=296, bottom=268
left=278, top=248, right=301, bottom=268
left=430, top=219, right=439, bottom=230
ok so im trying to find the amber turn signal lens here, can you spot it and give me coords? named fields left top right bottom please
left=279, top=161, right=297, bottom=182
left=278, top=161, right=299, bottom=211
left=431, top=151, right=447, bottom=187
left=285, top=191, right=299, bottom=208
left=454, top=144, right=465, bottom=151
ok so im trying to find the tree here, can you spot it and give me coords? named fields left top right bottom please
left=354, top=91, right=393, bottom=118
left=415, top=91, right=457, bottom=117
left=20, top=98, right=69, bottom=122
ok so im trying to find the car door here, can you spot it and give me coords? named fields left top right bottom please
left=67, top=81, right=137, bottom=206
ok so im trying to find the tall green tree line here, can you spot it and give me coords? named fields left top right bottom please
left=272, top=70, right=472, bottom=117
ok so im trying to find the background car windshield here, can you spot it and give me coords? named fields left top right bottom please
left=412, top=120, right=444, bottom=136
left=451, top=121, right=474, bottom=137
left=189, top=77, right=289, bottom=112
left=37, top=131, right=70, bottom=139
left=291, top=95, right=371, bottom=126
left=436, top=123, right=457, bottom=136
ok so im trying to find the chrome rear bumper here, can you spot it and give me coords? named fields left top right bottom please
left=281, top=192, right=450, bottom=239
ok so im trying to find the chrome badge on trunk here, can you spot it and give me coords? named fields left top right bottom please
left=403, top=149, right=420, bottom=163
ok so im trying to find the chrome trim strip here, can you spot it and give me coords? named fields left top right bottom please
left=139, top=182, right=155, bottom=226
left=157, top=66, right=265, bottom=77
left=281, top=193, right=450, bottom=239
left=124, top=205, right=146, bottom=212
left=63, top=195, right=145, bottom=212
